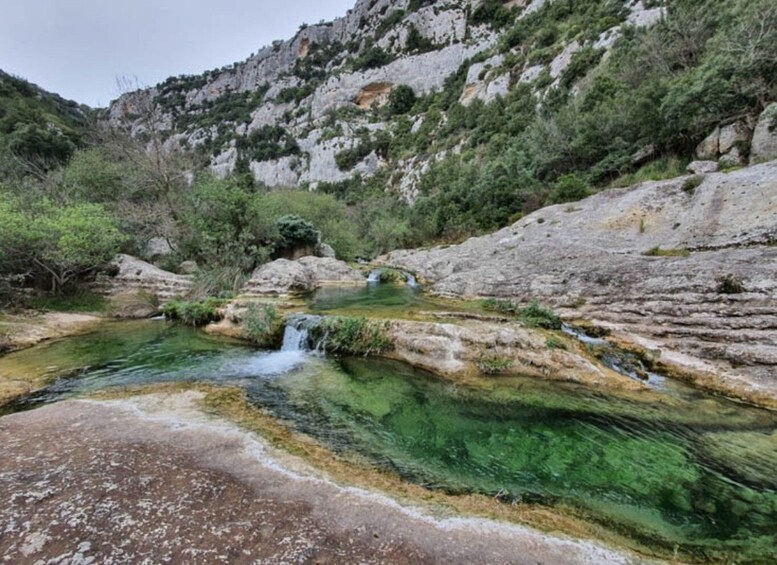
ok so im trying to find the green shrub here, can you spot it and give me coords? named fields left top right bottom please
left=314, top=316, right=392, bottom=356
left=481, top=299, right=562, bottom=329
left=644, top=247, right=691, bottom=258
left=682, top=175, right=705, bottom=194
left=388, top=85, right=416, bottom=115
left=26, top=289, right=107, bottom=313
left=161, top=298, right=225, bottom=326
left=716, top=274, right=745, bottom=294
left=546, top=336, right=568, bottom=350
left=242, top=303, right=283, bottom=347
left=475, top=353, right=513, bottom=374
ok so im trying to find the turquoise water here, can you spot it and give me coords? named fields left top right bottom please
left=2, top=320, right=776, bottom=561
left=307, top=283, right=452, bottom=315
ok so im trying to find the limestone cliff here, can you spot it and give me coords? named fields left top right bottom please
left=384, top=161, right=777, bottom=406
left=107, top=0, right=668, bottom=198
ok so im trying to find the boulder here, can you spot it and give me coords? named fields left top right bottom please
left=178, top=261, right=199, bottom=275
left=91, top=255, right=193, bottom=301
left=718, top=120, right=751, bottom=155
left=750, top=103, right=777, bottom=164
left=719, top=146, right=746, bottom=168
left=107, top=290, right=160, bottom=319
left=687, top=160, right=719, bottom=174
left=695, top=127, right=720, bottom=160
left=241, top=257, right=364, bottom=296
left=146, top=237, right=173, bottom=259
left=317, top=243, right=337, bottom=259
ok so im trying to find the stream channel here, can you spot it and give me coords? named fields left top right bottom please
left=1, top=285, right=776, bottom=561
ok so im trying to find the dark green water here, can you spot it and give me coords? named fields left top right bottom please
left=307, top=283, right=457, bottom=315
left=2, top=321, right=776, bottom=561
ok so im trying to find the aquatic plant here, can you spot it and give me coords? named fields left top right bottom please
left=241, top=303, right=283, bottom=347
left=481, top=299, right=562, bottom=330
left=475, top=353, right=513, bottom=374
left=161, top=297, right=225, bottom=326
left=315, top=316, right=392, bottom=356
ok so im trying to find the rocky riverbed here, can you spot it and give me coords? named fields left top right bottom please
left=0, top=391, right=645, bottom=564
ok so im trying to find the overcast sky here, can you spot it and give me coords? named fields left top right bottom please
left=0, top=0, right=355, bottom=107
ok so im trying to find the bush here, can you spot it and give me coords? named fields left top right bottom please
left=482, top=299, right=562, bottom=330
left=0, top=198, right=125, bottom=293
left=682, top=175, right=705, bottom=194
left=475, top=353, right=513, bottom=374
left=276, top=214, right=320, bottom=250
left=313, top=317, right=392, bottom=356
left=161, top=298, right=225, bottom=326
left=241, top=303, right=283, bottom=347
left=549, top=174, right=590, bottom=204
left=716, top=274, right=745, bottom=294
left=644, top=247, right=690, bottom=257
left=388, top=85, right=416, bottom=115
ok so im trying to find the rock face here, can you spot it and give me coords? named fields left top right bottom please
left=750, top=103, right=777, bottom=164
left=107, top=0, right=667, bottom=197
left=92, top=254, right=192, bottom=302
left=386, top=319, right=641, bottom=390
left=241, top=257, right=365, bottom=296
left=384, top=161, right=777, bottom=406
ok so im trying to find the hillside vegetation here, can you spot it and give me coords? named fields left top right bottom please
left=1, top=0, right=776, bottom=302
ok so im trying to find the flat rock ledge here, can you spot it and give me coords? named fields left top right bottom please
left=387, top=319, right=642, bottom=390
left=0, top=393, right=645, bottom=564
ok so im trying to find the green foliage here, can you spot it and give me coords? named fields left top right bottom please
left=315, top=316, right=393, bottom=356
left=276, top=214, right=319, bottom=250
left=161, top=297, right=225, bottom=326
left=481, top=299, right=562, bottom=330
left=546, top=336, right=568, bottom=350
left=0, top=71, right=87, bottom=171
left=471, top=0, right=514, bottom=30
left=0, top=197, right=125, bottom=293
left=190, top=266, right=247, bottom=300
left=405, top=25, right=435, bottom=54
left=475, top=353, right=514, bottom=374
left=610, top=156, right=688, bottom=188
left=26, top=290, right=106, bottom=313
left=682, top=174, right=704, bottom=194
left=549, top=174, right=590, bottom=204
left=644, top=247, right=690, bottom=257
left=388, top=85, right=416, bottom=115
left=235, top=125, right=299, bottom=162
left=351, top=45, right=395, bottom=71
left=241, top=303, right=283, bottom=346
left=559, top=46, right=605, bottom=88
left=716, top=274, right=745, bottom=294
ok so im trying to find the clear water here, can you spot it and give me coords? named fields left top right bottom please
left=307, top=283, right=461, bottom=316
left=2, top=320, right=777, bottom=561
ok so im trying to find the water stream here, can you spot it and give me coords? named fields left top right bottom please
left=1, top=320, right=776, bottom=561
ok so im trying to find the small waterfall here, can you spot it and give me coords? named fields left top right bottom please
left=406, top=273, right=419, bottom=288
left=281, top=315, right=324, bottom=352
left=281, top=324, right=309, bottom=352
left=367, top=269, right=381, bottom=283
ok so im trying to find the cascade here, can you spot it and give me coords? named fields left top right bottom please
left=367, top=269, right=381, bottom=283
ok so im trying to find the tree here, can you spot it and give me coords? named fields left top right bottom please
left=0, top=199, right=124, bottom=293
left=276, top=215, right=320, bottom=252
left=388, top=85, right=417, bottom=115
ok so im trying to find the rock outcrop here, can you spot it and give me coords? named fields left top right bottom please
left=386, top=319, right=642, bottom=390
left=91, top=254, right=192, bottom=302
left=241, top=257, right=365, bottom=296
left=384, top=161, right=777, bottom=406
